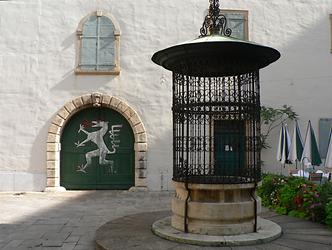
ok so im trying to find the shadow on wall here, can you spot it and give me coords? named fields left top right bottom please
left=51, top=71, right=116, bottom=94
left=28, top=117, right=54, bottom=191
left=139, top=80, right=173, bottom=191
left=52, top=30, right=118, bottom=94
left=147, top=128, right=173, bottom=191
left=61, top=32, right=75, bottom=51
left=260, top=13, right=332, bottom=174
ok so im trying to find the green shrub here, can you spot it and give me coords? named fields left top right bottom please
left=258, top=174, right=286, bottom=207
left=279, top=177, right=306, bottom=213
left=325, top=201, right=332, bottom=229
left=288, top=210, right=307, bottom=219
left=258, top=174, right=332, bottom=225
left=300, top=183, right=323, bottom=222
left=320, top=182, right=332, bottom=205
left=275, top=206, right=287, bottom=215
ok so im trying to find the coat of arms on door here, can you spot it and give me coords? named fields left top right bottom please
left=74, top=120, right=122, bottom=173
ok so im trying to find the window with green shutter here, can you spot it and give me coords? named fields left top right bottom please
left=221, top=10, right=248, bottom=40
left=76, top=11, right=121, bottom=75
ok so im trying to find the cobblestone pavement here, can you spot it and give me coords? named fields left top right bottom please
left=0, top=191, right=172, bottom=250
left=95, top=210, right=332, bottom=250
left=1, top=191, right=332, bottom=250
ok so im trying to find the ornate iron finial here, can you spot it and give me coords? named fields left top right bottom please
left=200, top=0, right=232, bottom=37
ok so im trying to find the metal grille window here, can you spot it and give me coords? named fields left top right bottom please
left=76, top=11, right=121, bottom=75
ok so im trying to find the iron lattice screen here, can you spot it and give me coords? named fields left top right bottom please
left=173, top=71, right=261, bottom=184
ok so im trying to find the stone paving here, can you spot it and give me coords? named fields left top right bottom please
left=0, top=191, right=172, bottom=250
left=1, top=191, right=332, bottom=250
left=95, top=210, right=332, bottom=250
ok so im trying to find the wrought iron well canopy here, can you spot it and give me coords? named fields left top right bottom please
left=151, top=0, right=282, bottom=237
left=152, top=0, right=280, bottom=185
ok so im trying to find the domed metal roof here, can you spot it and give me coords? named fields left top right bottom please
left=152, top=35, right=280, bottom=77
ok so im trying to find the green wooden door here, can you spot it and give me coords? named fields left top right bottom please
left=60, top=107, right=134, bottom=190
left=214, top=121, right=245, bottom=176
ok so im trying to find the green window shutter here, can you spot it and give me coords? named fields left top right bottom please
left=319, top=118, right=332, bottom=158
left=223, top=12, right=246, bottom=40
left=80, top=15, right=116, bottom=71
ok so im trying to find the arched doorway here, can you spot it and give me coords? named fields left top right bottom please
left=60, top=107, right=134, bottom=189
left=45, top=93, right=148, bottom=191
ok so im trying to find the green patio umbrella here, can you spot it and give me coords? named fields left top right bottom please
left=301, top=120, right=322, bottom=167
left=276, top=124, right=284, bottom=162
left=288, top=120, right=304, bottom=168
left=282, top=124, right=292, bottom=164
left=277, top=123, right=291, bottom=170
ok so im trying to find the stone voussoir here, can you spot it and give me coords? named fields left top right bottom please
left=81, top=94, right=92, bottom=105
left=57, top=107, right=70, bottom=120
left=129, top=113, right=141, bottom=126
left=47, top=161, right=58, bottom=170
left=73, top=97, right=84, bottom=108
left=117, top=101, right=129, bottom=113
left=64, top=101, right=76, bottom=114
left=47, top=133, right=60, bottom=143
left=52, top=115, right=65, bottom=127
left=135, top=132, right=147, bottom=143
left=46, top=152, right=60, bottom=161
left=135, top=176, right=147, bottom=187
left=48, top=123, right=61, bottom=135
left=110, top=96, right=121, bottom=108
left=101, top=94, right=112, bottom=106
left=124, top=107, right=136, bottom=119
left=133, top=123, right=145, bottom=134
left=46, top=177, right=58, bottom=187
left=47, top=142, right=60, bottom=152
left=134, top=142, right=148, bottom=152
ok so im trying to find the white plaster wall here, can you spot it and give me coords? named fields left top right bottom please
left=0, top=0, right=331, bottom=191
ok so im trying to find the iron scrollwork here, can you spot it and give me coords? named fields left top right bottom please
left=200, top=0, right=232, bottom=37
left=172, top=70, right=261, bottom=184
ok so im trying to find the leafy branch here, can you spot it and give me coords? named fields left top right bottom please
left=260, top=105, right=298, bottom=149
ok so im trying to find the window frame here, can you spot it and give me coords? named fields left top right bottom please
left=75, top=10, right=121, bottom=75
left=221, top=9, right=249, bottom=41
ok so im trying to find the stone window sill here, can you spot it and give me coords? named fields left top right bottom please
left=75, top=67, right=120, bottom=75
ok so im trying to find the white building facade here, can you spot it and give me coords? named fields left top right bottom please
left=1, top=0, right=332, bottom=191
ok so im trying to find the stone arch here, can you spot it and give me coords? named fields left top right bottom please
left=45, top=92, right=148, bottom=191
left=76, top=10, right=121, bottom=36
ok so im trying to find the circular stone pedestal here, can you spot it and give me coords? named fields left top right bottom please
left=152, top=216, right=282, bottom=246
left=172, top=181, right=261, bottom=235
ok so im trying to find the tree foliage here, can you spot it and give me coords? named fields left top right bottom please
left=260, top=105, right=298, bottom=149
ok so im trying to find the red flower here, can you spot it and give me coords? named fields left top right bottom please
left=294, top=195, right=302, bottom=207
